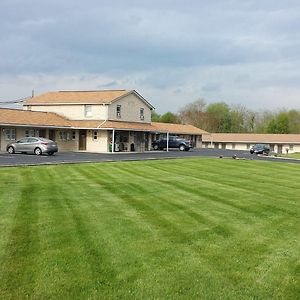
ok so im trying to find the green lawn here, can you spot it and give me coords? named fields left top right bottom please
left=278, top=153, right=300, bottom=159
left=0, top=158, right=299, bottom=299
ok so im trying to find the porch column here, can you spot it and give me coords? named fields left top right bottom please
left=166, top=131, right=169, bottom=152
left=112, top=129, right=115, bottom=153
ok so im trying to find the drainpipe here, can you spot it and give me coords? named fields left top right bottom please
left=166, top=131, right=169, bottom=152
left=112, top=129, right=115, bottom=153
left=210, top=133, right=213, bottom=148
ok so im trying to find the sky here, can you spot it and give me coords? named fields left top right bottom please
left=0, top=0, right=300, bottom=113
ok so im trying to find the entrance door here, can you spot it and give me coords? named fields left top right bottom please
left=49, top=130, right=56, bottom=141
left=79, top=130, right=87, bottom=150
left=277, top=144, right=282, bottom=154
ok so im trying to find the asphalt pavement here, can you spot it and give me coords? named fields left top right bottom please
left=0, top=149, right=299, bottom=167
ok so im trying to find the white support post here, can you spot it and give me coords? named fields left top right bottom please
left=166, top=131, right=169, bottom=152
left=112, top=129, right=115, bottom=153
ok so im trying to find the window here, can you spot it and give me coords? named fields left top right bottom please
left=289, top=144, right=294, bottom=151
left=116, top=105, right=121, bottom=118
left=5, top=128, right=16, bottom=140
left=84, top=105, right=92, bottom=118
left=93, top=131, right=98, bottom=140
left=17, top=138, right=29, bottom=144
left=59, top=131, right=67, bottom=141
left=25, top=129, right=35, bottom=137
left=232, top=143, right=236, bottom=149
left=28, top=137, right=38, bottom=143
left=140, top=108, right=144, bottom=120
left=27, top=106, right=32, bottom=111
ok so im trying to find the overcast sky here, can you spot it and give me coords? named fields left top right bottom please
left=1, top=0, right=300, bottom=113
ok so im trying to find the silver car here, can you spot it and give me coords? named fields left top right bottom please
left=7, top=137, right=58, bottom=156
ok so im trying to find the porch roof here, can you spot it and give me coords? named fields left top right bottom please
left=0, top=108, right=207, bottom=135
left=0, top=108, right=71, bottom=128
left=71, top=120, right=207, bottom=135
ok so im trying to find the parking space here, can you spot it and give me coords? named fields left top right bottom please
left=0, top=149, right=299, bottom=167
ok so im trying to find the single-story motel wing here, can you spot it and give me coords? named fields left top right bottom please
left=202, top=133, right=300, bottom=154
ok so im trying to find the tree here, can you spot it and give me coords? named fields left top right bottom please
left=266, top=111, right=290, bottom=133
left=229, top=105, right=248, bottom=133
left=206, top=102, right=231, bottom=132
left=178, top=98, right=211, bottom=131
left=287, top=109, right=300, bottom=133
left=151, top=111, right=161, bottom=122
left=159, top=112, right=180, bottom=123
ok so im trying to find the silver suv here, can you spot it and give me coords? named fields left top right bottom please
left=7, top=137, right=58, bottom=155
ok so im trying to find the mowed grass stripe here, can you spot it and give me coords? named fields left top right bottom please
left=0, top=169, right=40, bottom=299
left=0, top=158, right=299, bottom=299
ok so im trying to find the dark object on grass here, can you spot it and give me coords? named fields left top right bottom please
left=232, top=155, right=237, bottom=159
left=219, top=155, right=223, bottom=158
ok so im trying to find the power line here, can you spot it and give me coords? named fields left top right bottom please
left=0, top=95, right=31, bottom=104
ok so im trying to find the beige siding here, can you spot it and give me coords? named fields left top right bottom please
left=55, top=129, right=79, bottom=151
left=86, top=130, right=109, bottom=152
left=28, top=105, right=108, bottom=120
left=107, top=93, right=151, bottom=123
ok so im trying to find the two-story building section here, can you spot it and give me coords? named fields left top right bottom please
left=0, top=89, right=207, bottom=153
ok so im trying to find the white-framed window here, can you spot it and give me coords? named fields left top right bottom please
left=59, top=131, right=67, bottom=141
left=72, top=131, right=76, bottom=140
left=25, top=129, right=35, bottom=137
left=116, top=105, right=121, bottom=118
left=5, top=128, right=16, bottom=140
left=84, top=105, right=92, bottom=118
left=93, top=131, right=98, bottom=141
left=289, top=144, right=294, bottom=151
left=140, top=108, right=144, bottom=120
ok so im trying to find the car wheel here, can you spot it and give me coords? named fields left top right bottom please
left=179, top=144, right=185, bottom=151
left=153, top=144, right=159, bottom=150
left=34, top=147, right=42, bottom=155
left=48, top=152, right=54, bottom=156
left=7, top=146, right=15, bottom=154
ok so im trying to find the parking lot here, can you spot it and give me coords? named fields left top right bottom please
left=0, top=148, right=299, bottom=167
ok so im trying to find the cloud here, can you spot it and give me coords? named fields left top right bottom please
left=0, top=0, right=300, bottom=112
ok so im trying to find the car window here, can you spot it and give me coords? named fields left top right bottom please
left=28, top=138, right=38, bottom=143
left=17, top=138, right=29, bottom=143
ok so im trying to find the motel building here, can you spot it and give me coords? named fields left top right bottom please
left=202, top=133, right=300, bottom=154
left=0, top=90, right=207, bottom=153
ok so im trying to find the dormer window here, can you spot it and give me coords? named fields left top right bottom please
left=84, top=105, right=92, bottom=118
left=140, top=108, right=144, bottom=120
left=116, top=105, right=121, bottom=118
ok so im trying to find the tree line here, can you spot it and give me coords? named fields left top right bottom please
left=151, top=99, right=300, bottom=134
